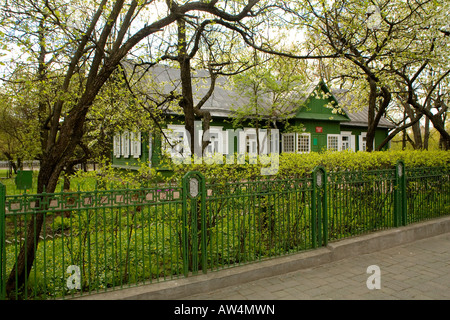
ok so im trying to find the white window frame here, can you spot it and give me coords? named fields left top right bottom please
left=130, top=131, right=142, bottom=159
left=163, top=125, right=191, bottom=158
left=327, top=134, right=341, bottom=151
left=340, top=131, right=355, bottom=152
left=122, top=131, right=130, bottom=158
left=297, top=133, right=311, bottom=153
left=358, top=132, right=375, bottom=151
left=246, top=132, right=258, bottom=155
left=113, top=134, right=122, bottom=158
left=198, top=127, right=225, bottom=156
left=258, top=129, right=269, bottom=155
left=282, top=133, right=296, bottom=153
left=238, top=129, right=257, bottom=155
left=269, top=129, right=280, bottom=154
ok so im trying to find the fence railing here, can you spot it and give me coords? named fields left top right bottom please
left=1, top=162, right=449, bottom=300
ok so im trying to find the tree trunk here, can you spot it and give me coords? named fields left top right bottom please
left=5, top=97, right=89, bottom=298
left=365, top=78, right=377, bottom=152
left=423, top=115, right=430, bottom=150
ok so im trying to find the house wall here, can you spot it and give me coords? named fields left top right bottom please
left=340, top=125, right=390, bottom=151
left=112, top=131, right=149, bottom=170
left=111, top=82, right=393, bottom=170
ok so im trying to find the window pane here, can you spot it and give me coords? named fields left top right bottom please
left=282, top=134, right=295, bottom=153
left=297, top=135, right=310, bottom=153
left=328, top=136, right=339, bottom=151
left=341, top=135, right=350, bottom=151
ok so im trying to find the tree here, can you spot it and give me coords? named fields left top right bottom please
left=231, top=51, right=309, bottom=153
left=282, top=0, right=450, bottom=151
left=0, top=0, right=264, bottom=297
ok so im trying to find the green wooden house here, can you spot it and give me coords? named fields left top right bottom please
left=111, top=65, right=395, bottom=170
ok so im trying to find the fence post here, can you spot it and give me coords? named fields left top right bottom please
left=394, top=161, right=407, bottom=227
left=182, top=171, right=206, bottom=277
left=312, top=167, right=327, bottom=248
left=0, top=183, right=6, bottom=300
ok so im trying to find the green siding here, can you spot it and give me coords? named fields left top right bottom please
left=287, top=119, right=341, bottom=152
left=294, top=82, right=350, bottom=123
left=340, top=126, right=390, bottom=151
left=112, top=132, right=149, bottom=170
left=111, top=81, right=393, bottom=170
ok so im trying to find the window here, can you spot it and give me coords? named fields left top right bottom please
left=113, top=135, right=121, bottom=158
left=297, top=134, right=311, bottom=153
left=163, top=126, right=190, bottom=158
left=122, top=131, right=130, bottom=158
left=359, top=132, right=367, bottom=151
left=341, top=135, right=350, bottom=151
left=238, top=129, right=258, bottom=155
left=114, top=131, right=141, bottom=158
left=207, top=132, right=220, bottom=154
left=246, top=133, right=257, bottom=154
left=327, top=134, right=340, bottom=151
left=282, top=133, right=296, bottom=153
left=131, top=132, right=141, bottom=158
left=199, top=127, right=225, bottom=155
left=269, top=129, right=280, bottom=154
left=282, top=133, right=311, bottom=153
left=340, top=131, right=354, bottom=151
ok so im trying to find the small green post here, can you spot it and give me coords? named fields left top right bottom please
left=0, top=183, right=6, bottom=300
left=395, top=161, right=407, bottom=227
left=400, top=162, right=407, bottom=226
left=182, top=171, right=206, bottom=277
left=312, top=166, right=327, bottom=248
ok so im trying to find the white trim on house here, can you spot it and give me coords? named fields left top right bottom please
left=327, top=134, right=341, bottom=151
left=131, top=132, right=141, bottom=159
left=238, top=128, right=270, bottom=155
left=358, top=132, right=374, bottom=151
left=297, top=133, right=311, bottom=153
left=114, top=131, right=142, bottom=158
left=281, top=132, right=311, bottom=153
left=281, top=133, right=296, bottom=153
left=340, top=131, right=355, bottom=151
left=113, top=134, right=121, bottom=158
left=198, top=126, right=226, bottom=155
left=163, top=125, right=191, bottom=158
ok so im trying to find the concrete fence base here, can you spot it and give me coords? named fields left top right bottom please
left=74, top=215, right=450, bottom=300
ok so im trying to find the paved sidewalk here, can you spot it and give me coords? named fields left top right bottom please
left=184, top=232, right=450, bottom=300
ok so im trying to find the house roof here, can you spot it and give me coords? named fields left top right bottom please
left=332, top=88, right=396, bottom=129
left=128, top=63, right=395, bottom=129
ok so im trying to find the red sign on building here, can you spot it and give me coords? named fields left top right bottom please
left=315, top=127, right=323, bottom=133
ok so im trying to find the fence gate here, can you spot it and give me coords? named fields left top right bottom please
left=182, top=171, right=207, bottom=277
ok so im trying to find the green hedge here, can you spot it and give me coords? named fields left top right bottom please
left=73, top=150, right=450, bottom=188
left=166, top=150, right=450, bottom=182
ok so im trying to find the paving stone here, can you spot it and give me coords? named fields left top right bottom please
left=184, top=232, right=450, bottom=300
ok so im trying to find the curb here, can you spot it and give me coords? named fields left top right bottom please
left=74, top=215, right=450, bottom=300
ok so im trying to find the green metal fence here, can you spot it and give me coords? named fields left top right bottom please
left=0, top=163, right=449, bottom=300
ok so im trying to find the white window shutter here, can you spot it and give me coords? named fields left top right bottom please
left=131, top=132, right=141, bottom=158
left=270, top=130, right=280, bottom=154
left=221, top=130, right=228, bottom=154
left=258, top=130, right=268, bottom=155
left=238, top=131, right=246, bottom=154
left=351, top=135, right=356, bottom=152
left=114, top=134, right=121, bottom=158
left=122, top=131, right=130, bottom=158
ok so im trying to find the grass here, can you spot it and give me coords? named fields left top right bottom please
left=1, top=172, right=101, bottom=196
left=2, top=166, right=449, bottom=299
